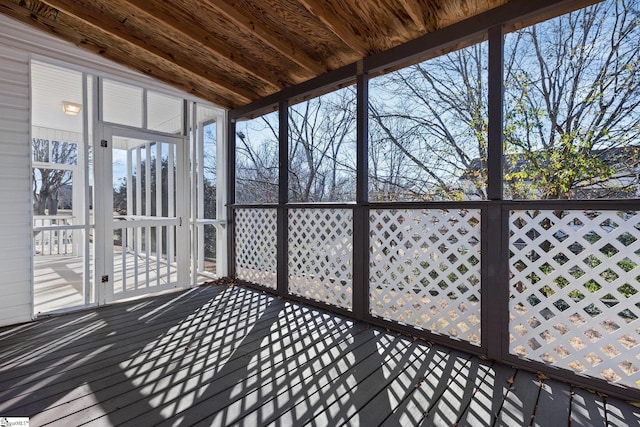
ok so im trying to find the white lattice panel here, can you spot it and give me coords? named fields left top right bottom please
left=510, top=210, right=640, bottom=389
left=288, top=208, right=353, bottom=310
left=370, top=209, right=482, bottom=345
left=234, top=208, right=277, bottom=289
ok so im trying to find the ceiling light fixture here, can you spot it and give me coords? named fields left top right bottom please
left=62, top=101, right=82, bottom=116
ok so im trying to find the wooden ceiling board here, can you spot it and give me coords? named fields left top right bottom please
left=235, top=0, right=358, bottom=70
left=205, top=0, right=329, bottom=75
left=302, top=0, right=422, bottom=53
left=435, top=0, right=509, bottom=27
left=1, top=0, right=249, bottom=107
left=0, top=0, right=587, bottom=110
left=41, top=0, right=274, bottom=100
left=126, top=0, right=316, bottom=90
left=121, top=0, right=299, bottom=90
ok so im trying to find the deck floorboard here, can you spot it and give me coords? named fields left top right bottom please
left=1, top=284, right=639, bottom=426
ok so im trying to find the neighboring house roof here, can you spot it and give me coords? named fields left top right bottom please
left=462, top=146, right=640, bottom=178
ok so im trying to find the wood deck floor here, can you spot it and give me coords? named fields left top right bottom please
left=1, top=285, right=639, bottom=426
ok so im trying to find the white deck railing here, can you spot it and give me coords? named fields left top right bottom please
left=33, top=215, right=75, bottom=256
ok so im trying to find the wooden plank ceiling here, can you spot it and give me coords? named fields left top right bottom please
left=0, top=0, right=508, bottom=109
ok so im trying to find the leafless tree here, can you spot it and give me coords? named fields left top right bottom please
left=235, top=87, right=357, bottom=203
left=288, top=87, right=356, bottom=202
left=368, top=0, right=639, bottom=201
left=32, top=139, right=77, bottom=215
left=504, top=0, right=640, bottom=199
left=235, top=113, right=279, bottom=203
left=368, top=42, right=488, bottom=201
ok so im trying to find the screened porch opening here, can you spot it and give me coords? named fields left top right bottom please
left=229, top=0, right=640, bottom=403
left=30, top=61, right=226, bottom=314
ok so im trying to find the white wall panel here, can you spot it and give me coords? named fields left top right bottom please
left=0, top=42, right=31, bottom=327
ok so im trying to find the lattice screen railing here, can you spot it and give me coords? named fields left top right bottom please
left=370, top=208, right=482, bottom=345
left=234, top=208, right=277, bottom=289
left=510, top=210, right=640, bottom=389
left=288, top=208, right=353, bottom=310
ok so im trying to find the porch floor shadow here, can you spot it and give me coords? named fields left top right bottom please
left=1, top=285, right=639, bottom=426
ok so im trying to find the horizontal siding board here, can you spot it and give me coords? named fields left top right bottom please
left=0, top=179, right=30, bottom=190
left=0, top=234, right=31, bottom=246
left=0, top=76, right=29, bottom=88
left=0, top=191, right=31, bottom=204
left=0, top=304, right=32, bottom=327
left=0, top=153, right=30, bottom=163
left=0, top=279, right=31, bottom=296
left=0, top=60, right=30, bottom=78
left=0, top=41, right=31, bottom=329
left=0, top=127, right=30, bottom=139
left=0, top=93, right=29, bottom=110
left=0, top=217, right=31, bottom=231
left=0, top=43, right=29, bottom=61
left=0, top=106, right=30, bottom=122
left=0, top=220, right=31, bottom=231
left=1, top=253, right=34, bottom=265
left=0, top=118, right=29, bottom=133
left=0, top=291, right=31, bottom=307
left=0, top=142, right=28, bottom=156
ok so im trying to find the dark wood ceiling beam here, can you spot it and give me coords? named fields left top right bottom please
left=297, top=0, right=370, bottom=55
left=203, top=0, right=328, bottom=75
left=38, top=0, right=260, bottom=102
left=120, top=0, right=283, bottom=91
left=0, top=0, right=248, bottom=108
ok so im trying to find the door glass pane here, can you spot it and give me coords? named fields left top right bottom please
left=203, top=121, right=216, bottom=220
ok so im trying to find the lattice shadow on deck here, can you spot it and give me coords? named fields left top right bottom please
left=1, top=285, right=639, bottom=426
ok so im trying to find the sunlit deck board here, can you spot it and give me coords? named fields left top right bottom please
left=494, top=370, right=540, bottom=426
left=570, top=386, right=607, bottom=427
left=1, top=285, right=639, bottom=426
left=532, top=378, right=572, bottom=426
left=33, top=252, right=208, bottom=314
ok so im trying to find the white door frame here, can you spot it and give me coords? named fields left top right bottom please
left=94, top=124, right=190, bottom=304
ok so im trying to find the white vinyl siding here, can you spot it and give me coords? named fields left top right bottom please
left=0, top=44, right=32, bottom=326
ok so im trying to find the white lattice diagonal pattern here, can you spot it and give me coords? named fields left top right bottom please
left=288, top=208, right=353, bottom=310
left=510, top=210, right=640, bottom=389
left=370, top=209, right=482, bottom=345
left=234, top=208, right=277, bottom=289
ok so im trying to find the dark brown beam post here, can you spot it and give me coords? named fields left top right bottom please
left=277, top=100, right=289, bottom=297
left=484, top=25, right=506, bottom=361
left=227, top=118, right=237, bottom=278
left=352, top=68, right=369, bottom=320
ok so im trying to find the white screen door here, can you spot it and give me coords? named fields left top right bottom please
left=95, top=126, right=189, bottom=303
